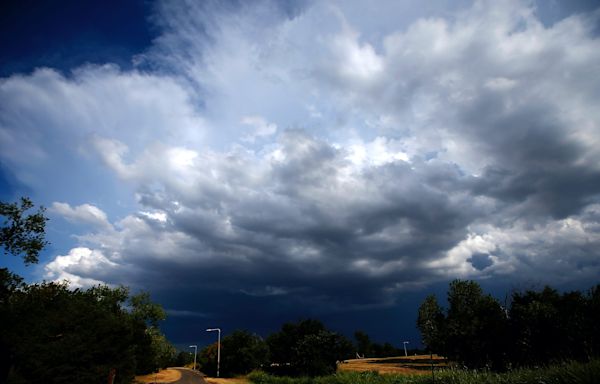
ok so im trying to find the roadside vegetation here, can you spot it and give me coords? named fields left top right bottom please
left=417, top=280, right=600, bottom=370
left=1, top=198, right=178, bottom=383
left=248, top=359, right=600, bottom=384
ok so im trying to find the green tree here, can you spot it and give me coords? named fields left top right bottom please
left=199, top=342, right=219, bottom=375
left=148, top=328, right=177, bottom=370
left=509, top=286, right=591, bottom=366
left=0, top=197, right=48, bottom=264
left=5, top=283, right=137, bottom=383
left=130, top=291, right=167, bottom=327
left=587, top=284, right=600, bottom=357
left=174, top=351, right=194, bottom=367
left=445, top=280, right=508, bottom=369
left=267, top=319, right=353, bottom=377
left=3, top=281, right=172, bottom=383
left=416, top=294, right=445, bottom=354
left=354, top=330, right=372, bottom=357
left=202, top=330, right=268, bottom=377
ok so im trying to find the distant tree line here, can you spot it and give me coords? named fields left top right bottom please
left=198, top=319, right=414, bottom=378
left=1, top=198, right=177, bottom=383
left=417, top=279, right=600, bottom=371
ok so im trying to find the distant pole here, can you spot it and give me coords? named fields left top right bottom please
left=189, top=345, right=197, bottom=370
left=403, top=341, right=409, bottom=357
left=207, top=328, right=221, bottom=377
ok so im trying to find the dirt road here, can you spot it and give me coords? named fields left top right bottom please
left=168, top=368, right=207, bottom=384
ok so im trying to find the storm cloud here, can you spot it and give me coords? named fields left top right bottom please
left=2, top=0, right=600, bottom=344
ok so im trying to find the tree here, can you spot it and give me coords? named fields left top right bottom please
left=202, top=330, right=268, bottom=377
left=5, top=282, right=137, bottom=383
left=0, top=197, right=176, bottom=381
left=416, top=295, right=445, bottom=354
left=445, top=280, right=508, bottom=369
left=128, top=292, right=172, bottom=374
left=174, top=351, right=194, bottom=367
left=587, top=284, right=600, bottom=357
left=0, top=197, right=48, bottom=264
left=354, top=330, right=372, bottom=357
left=2, top=281, right=172, bottom=383
left=130, top=291, right=167, bottom=327
left=267, top=319, right=353, bottom=377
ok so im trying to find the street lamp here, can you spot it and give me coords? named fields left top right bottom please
left=206, top=328, right=221, bottom=377
left=403, top=341, right=409, bottom=357
left=189, top=345, right=197, bottom=370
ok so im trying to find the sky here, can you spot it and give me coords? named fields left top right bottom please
left=1, top=0, right=600, bottom=350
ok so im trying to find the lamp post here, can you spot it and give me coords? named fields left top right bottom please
left=403, top=341, right=409, bottom=357
left=206, top=328, right=221, bottom=377
left=189, top=345, right=197, bottom=370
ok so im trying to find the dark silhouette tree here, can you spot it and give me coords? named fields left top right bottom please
left=354, top=330, right=373, bottom=357
left=267, top=319, right=353, bottom=376
left=200, top=330, right=268, bottom=377
left=1, top=197, right=48, bottom=264
left=417, top=294, right=445, bottom=354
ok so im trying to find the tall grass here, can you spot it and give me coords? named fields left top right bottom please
left=248, top=359, right=600, bottom=384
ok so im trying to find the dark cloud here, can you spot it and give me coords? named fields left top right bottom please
left=2, top=0, right=600, bottom=346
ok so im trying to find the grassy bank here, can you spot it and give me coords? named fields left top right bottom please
left=248, top=359, right=600, bottom=384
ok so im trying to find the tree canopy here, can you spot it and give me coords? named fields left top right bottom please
left=417, top=279, right=600, bottom=370
left=0, top=197, right=48, bottom=264
left=1, top=197, right=176, bottom=383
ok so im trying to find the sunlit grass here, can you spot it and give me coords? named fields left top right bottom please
left=134, top=368, right=181, bottom=383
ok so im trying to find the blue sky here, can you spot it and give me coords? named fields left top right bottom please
left=2, top=0, right=600, bottom=349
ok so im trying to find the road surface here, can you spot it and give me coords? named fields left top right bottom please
left=169, top=368, right=207, bottom=384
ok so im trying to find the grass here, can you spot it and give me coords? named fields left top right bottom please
left=134, top=368, right=182, bottom=383
left=248, top=359, right=600, bottom=384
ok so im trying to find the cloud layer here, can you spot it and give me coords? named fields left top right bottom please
left=2, top=0, right=600, bottom=339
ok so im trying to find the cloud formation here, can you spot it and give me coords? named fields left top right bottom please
left=1, top=0, right=600, bottom=339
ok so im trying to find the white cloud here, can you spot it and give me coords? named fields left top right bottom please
left=240, top=115, right=278, bottom=142
left=51, top=202, right=113, bottom=230
left=44, top=247, right=117, bottom=288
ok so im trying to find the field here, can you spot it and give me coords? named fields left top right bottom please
left=338, top=355, right=447, bottom=375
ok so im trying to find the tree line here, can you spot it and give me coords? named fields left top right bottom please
left=417, top=279, right=600, bottom=371
left=1, top=198, right=178, bottom=383
left=196, top=319, right=413, bottom=378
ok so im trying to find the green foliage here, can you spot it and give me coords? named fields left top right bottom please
left=248, top=359, right=600, bottom=384
left=354, top=331, right=372, bottom=357
left=267, top=319, right=354, bottom=377
left=417, top=280, right=600, bottom=371
left=1, top=281, right=173, bottom=383
left=0, top=197, right=176, bottom=382
left=509, top=286, right=595, bottom=365
left=200, top=341, right=219, bottom=375
left=129, top=291, right=167, bottom=328
left=174, top=350, right=194, bottom=367
left=416, top=295, right=445, bottom=354
left=4, top=282, right=136, bottom=383
left=201, top=329, right=268, bottom=377
left=147, top=327, right=177, bottom=370
left=0, top=197, right=48, bottom=264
